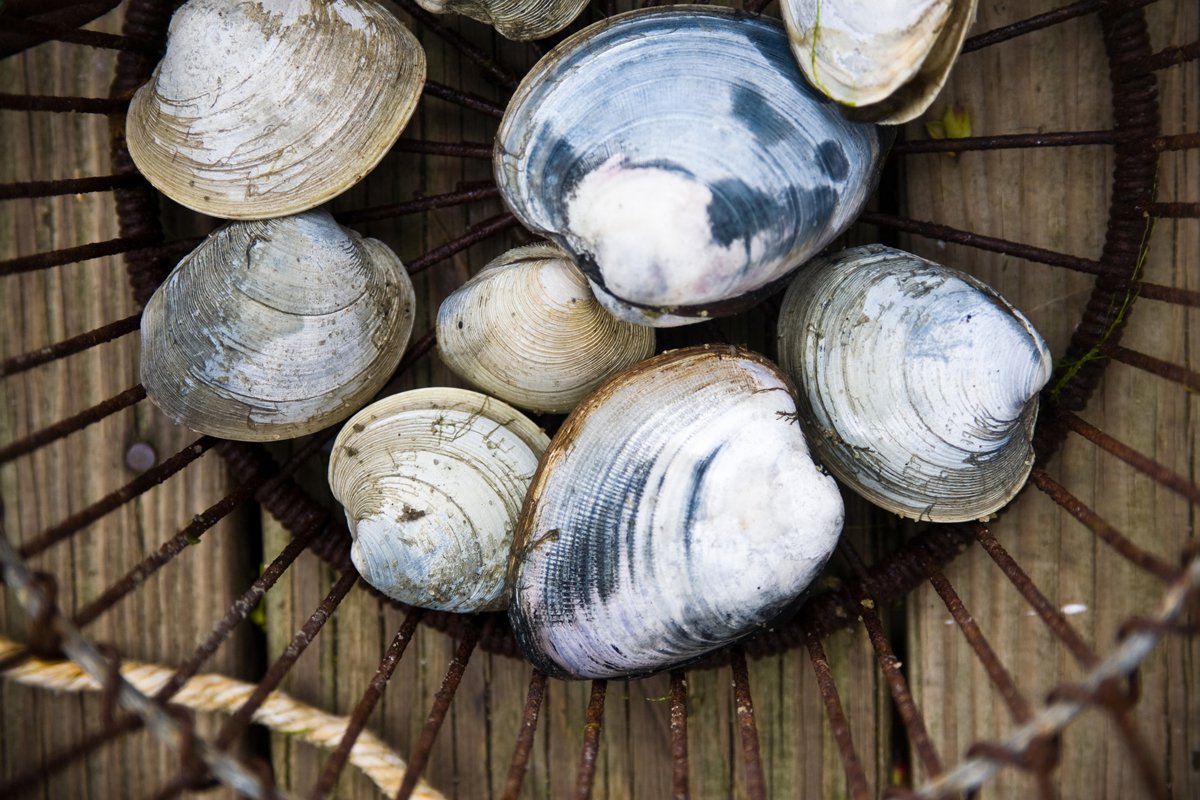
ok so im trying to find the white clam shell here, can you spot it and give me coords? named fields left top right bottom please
left=126, top=0, right=426, bottom=219
left=777, top=244, right=1053, bottom=522
left=140, top=209, right=415, bottom=441
left=414, top=0, right=588, bottom=40
left=509, top=346, right=845, bottom=679
left=781, top=0, right=978, bottom=124
left=435, top=242, right=656, bottom=413
left=329, top=389, right=550, bottom=612
left=494, top=7, right=890, bottom=327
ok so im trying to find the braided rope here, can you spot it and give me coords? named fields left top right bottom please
left=0, top=637, right=445, bottom=800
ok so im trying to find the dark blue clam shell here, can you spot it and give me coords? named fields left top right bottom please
left=494, top=6, right=892, bottom=326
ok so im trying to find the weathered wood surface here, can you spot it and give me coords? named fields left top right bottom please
left=1, top=1, right=1196, bottom=799
left=0, top=7, right=254, bottom=800
left=901, top=1, right=1199, bottom=798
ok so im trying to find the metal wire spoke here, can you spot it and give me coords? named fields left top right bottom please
left=971, top=524, right=1099, bottom=668
left=0, top=312, right=141, bottom=377
left=20, top=436, right=217, bottom=558
left=1053, top=408, right=1200, bottom=505
left=803, top=627, right=871, bottom=800
left=0, top=232, right=159, bottom=276
left=857, top=211, right=1112, bottom=276
left=0, top=172, right=144, bottom=200
left=215, top=569, right=360, bottom=751
left=69, top=430, right=333, bottom=628
left=500, top=669, right=549, bottom=800
left=422, top=81, right=506, bottom=118
left=668, top=670, right=690, bottom=800
left=0, top=520, right=293, bottom=800
left=406, top=214, right=521, bottom=275
left=839, top=540, right=945, bottom=782
left=0, top=92, right=129, bottom=113
left=395, top=620, right=484, bottom=800
left=908, top=554, right=1200, bottom=800
left=391, top=0, right=522, bottom=89
left=0, top=384, right=146, bottom=464
left=574, top=679, right=608, bottom=800
left=2, top=17, right=157, bottom=52
left=730, top=649, right=767, bottom=800
left=335, top=185, right=501, bottom=226
left=1103, top=344, right=1200, bottom=392
left=310, top=608, right=424, bottom=800
left=1029, top=468, right=1179, bottom=580
left=389, top=140, right=493, bottom=160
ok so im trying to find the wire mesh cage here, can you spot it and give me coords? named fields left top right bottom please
left=0, top=0, right=1197, bottom=798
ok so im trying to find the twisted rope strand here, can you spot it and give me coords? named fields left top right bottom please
left=0, top=638, right=445, bottom=800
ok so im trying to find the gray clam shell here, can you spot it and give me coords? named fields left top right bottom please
left=508, top=346, right=845, bottom=679
left=777, top=245, right=1054, bottom=522
left=494, top=7, right=891, bottom=327
left=139, top=209, right=415, bottom=441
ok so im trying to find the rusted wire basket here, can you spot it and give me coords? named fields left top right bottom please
left=1, top=1, right=1197, bottom=798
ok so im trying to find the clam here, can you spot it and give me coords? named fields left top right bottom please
left=126, top=0, right=426, bottom=219
left=494, top=6, right=891, bottom=328
left=328, top=388, right=550, bottom=612
left=508, top=346, right=845, bottom=679
left=435, top=242, right=656, bottom=413
left=776, top=245, right=1053, bottom=523
left=780, top=0, right=979, bottom=124
left=413, top=0, right=588, bottom=40
left=140, top=209, right=415, bottom=441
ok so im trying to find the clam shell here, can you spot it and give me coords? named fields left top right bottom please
left=782, top=0, right=978, bottom=124
left=126, top=0, right=426, bottom=219
left=328, top=388, right=550, bottom=612
left=435, top=242, right=656, bottom=413
left=509, top=346, right=845, bottom=679
left=776, top=245, right=1053, bottom=522
left=140, top=209, right=415, bottom=441
left=494, top=7, right=890, bottom=327
left=414, top=0, right=588, bottom=40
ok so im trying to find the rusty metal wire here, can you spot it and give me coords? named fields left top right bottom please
left=903, top=554, right=1200, bottom=800
left=0, top=514, right=293, bottom=800
left=1, top=0, right=1197, bottom=798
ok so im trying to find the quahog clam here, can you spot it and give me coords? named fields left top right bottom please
left=494, top=6, right=891, bottom=327
left=508, top=346, right=845, bottom=679
left=776, top=244, right=1053, bottom=522
left=140, top=209, right=415, bottom=441
left=435, top=242, right=656, bottom=413
left=781, top=0, right=979, bottom=124
left=328, top=389, right=550, bottom=612
left=413, top=0, right=588, bottom=40
left=126, top=0, right=426, bottom=219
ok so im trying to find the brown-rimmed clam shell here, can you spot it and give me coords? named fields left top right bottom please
left=508, top=346, right=845, bottom=679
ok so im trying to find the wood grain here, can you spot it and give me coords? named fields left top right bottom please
left=902, top=1, right=1198, bottom=797
left=2, top=1, right=1195, bottom=799
left=0, top=7, right=256, bottom=800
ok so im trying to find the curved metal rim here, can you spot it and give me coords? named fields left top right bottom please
left=108, top=0, right=1162, bottom=661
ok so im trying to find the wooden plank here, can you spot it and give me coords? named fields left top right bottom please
left=0, top=8, right=255, bottom=800
left=902, top=1, right=1197, bottom=797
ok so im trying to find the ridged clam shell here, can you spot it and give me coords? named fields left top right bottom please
left=126, top=0, right=426, bottom=219
left=414, top=0, right=588, bottom=40
left=328, top=389, right=550, bottom=612
left=140, top=209, right=415, bottom=441
left=781, top=0, right=978, bottom=124
left=494, top=7, right=890, bottom=327
left=436, top=243, right=656, bottom=413
left=509, top=346, right=845, bottom=679
left=777, top=245, right=1053, bottom=522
